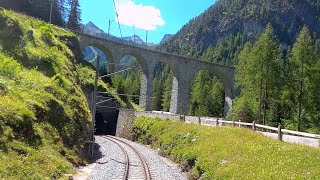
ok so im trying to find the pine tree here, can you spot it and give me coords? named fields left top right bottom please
left=162, top=72, right=173, bottom=112
left=152, top=77, right=163, bottom=111
left=206, top=77, right=224, bottom=117
left=189, top=70, right=224, bottom=117
left=67, top=0, right=81, bottom=30
left=290, top=26, right=316, bottom=131
left=230, top=24, right=280, bottom=124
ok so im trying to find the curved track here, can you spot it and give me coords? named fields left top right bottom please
left=103, top=136, right=151, bottom=180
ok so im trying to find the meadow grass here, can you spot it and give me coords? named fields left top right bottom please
left=131, top=117, right=320, bottom=179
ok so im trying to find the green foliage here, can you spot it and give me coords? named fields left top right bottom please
left=283, top=26, right=320, bottom=132
left=0, top=9, right=93, bottom=178
left=201, top=32, right=250, bottom=65
left=230, top=24, right=320, bottom=133
left=162, top=72, right=173, bottom=112
left=152, top=63, right=173, bottom=111
left=39, top=24, right=54, bottom=44
left=67, top=0, right=82, bottom=31
left=189, top=70, right=224, bottom=117
left=131, top=117, right=320, bottom=179
left=160, top=0, right=320, bottom=65
left=112, top=68, right=141, bottom=105
left=0, top=0, right=72, bottom=27
left=231, top=25, right=281, bottom=125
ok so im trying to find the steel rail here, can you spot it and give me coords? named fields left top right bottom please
left=102, top=136, right=129, bottom=180
left=106, top=135, right=151, bottom=180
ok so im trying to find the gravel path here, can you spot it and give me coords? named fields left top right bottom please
left=89, top=136, right=186, bottom=180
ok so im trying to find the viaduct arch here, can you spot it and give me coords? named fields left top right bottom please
left=78, top=33, right=236, bottom=116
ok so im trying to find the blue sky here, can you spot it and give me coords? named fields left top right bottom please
left=79, top=0, right=216, bottom=44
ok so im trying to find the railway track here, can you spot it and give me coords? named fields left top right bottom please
left=103, top=136, right=151, bottom=180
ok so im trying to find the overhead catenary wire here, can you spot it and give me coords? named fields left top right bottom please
left=96, top=98, right=117, bottom=105
left=113, top=0, right=123, bottom=37
left=96, top=106, right=118, bottom=109
left=97, top=92, right=141, bottom=97
left=97, top=92, right=156, bottom=99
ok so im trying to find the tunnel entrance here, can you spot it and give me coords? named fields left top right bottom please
left=95, top=110, right=119, bottom=135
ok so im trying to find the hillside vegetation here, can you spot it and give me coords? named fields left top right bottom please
left=130, top=117, right=320, bottom=179
left=160, top=0, right=320, bottom=65
left=0, top=9, right=123, bottom=179
left=158, top=0, right=320, bottom=133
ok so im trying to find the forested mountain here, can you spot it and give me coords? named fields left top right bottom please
left=159, top=0, right=320, bottom=65
left=0, top=0, right=82, bottom=30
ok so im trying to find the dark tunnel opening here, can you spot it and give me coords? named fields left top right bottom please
left=95, top=110, right=119, bottom=135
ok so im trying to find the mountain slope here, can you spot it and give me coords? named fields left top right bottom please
left=0, top=8, right=128, bottom=178
left=123, top=35, right=144, bottom=43
left=160, top=34, right=173, bottom=44
left=159, top=0, right=320, bottom=65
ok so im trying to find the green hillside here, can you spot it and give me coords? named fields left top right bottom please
left=131, top=117, right=320, bottom=179
left=159, top=0, right=320, bottom=65
left=0, top=8, right=123, bottom=179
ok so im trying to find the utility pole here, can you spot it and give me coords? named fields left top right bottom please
left=89, top=55, right=99, bottom=157
left=49, top=0, right=53, bottom=24
left=145, top=30, right=148, bottom=47
left=133, top=25, right=136, bottom=43
left=108, top=19, right=114, bottom=35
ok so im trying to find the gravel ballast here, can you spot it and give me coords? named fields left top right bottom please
left=89, top=136, right=186, bottom=180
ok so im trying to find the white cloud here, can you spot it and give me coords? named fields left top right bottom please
left=115, top=0, right=165, bottom=30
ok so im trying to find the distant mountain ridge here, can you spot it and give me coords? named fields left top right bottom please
left=122, top=35, right=144, bottom=43
left=84, top=21, right=105, bottom=34
left=83, top=21, right=172, bottom=46
left=159, top=0, right=320, bottom=65
left=83, top=21, right=146, bottom=45
left=82, top=21, right=174, bottom=64
left=160, top=34, right=173, bottom=44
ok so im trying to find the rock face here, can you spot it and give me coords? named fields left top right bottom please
left=122, top=35, right=144, bottom=44
left=83, top=21, right=105, bottom=35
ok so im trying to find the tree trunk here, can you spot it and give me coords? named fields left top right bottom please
left=298, top=80, right=303, bottom=131
left=263, top=81, right=268, bottom=125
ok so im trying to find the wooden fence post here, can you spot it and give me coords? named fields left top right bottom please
left=252, top=121, right=256, bottom=131
left=198, top=117, right=201, bottom=124
left=238, top=120, right=241, bottom=127
left=278, top=124, right=283, bottom=141
left=216, top=118, right=219, bottom=126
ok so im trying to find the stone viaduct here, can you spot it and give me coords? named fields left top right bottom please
left=77, top=32, right=236, bottom=116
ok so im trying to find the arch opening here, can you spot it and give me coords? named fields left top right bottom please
left=84, top=46, right=110, bottom=76
left=189, top=70, right=225, bottom=117
left=152, top=62, right=173, bottom=112
left=111, top=55, right=142, bottom=107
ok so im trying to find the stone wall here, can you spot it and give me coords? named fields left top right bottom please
left=115, top=109, right=222, bottom=138
left=116, top=109, right=136, bottom=138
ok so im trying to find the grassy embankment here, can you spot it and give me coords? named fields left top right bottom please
left=131, top=117, right=320, bottom=179
left=0, top=9, right=126, bottom=179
